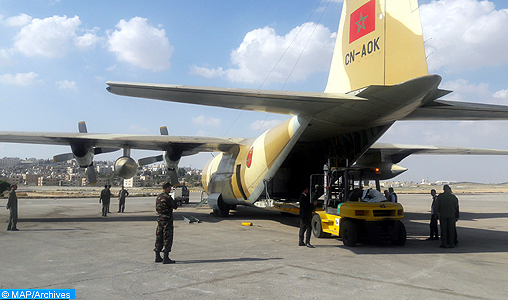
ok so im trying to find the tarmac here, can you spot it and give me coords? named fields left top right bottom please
left=1, top=192, right=508, bottom=299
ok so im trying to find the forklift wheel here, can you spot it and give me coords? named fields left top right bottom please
left=341, top=220, right=358, bottom=247
left=312, top=214, right=331, bottom=238
left=391, top=221, right=407, bottom=246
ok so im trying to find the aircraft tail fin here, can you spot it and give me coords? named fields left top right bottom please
left=325, top=0, right=428, bottom=93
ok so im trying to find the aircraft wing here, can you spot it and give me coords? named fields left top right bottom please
left=0, top=132, right=244, bottom=155
left=106, top=81, right=365, bottom=116
left=402, top=100, right=508, bottom=120
left=367, top=143, right=508, bottom=164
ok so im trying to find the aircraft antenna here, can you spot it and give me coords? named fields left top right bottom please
left=223, top=111, right=244, bottom=137
left=227, top=0, right=332, bottom=138
left=282, top=0, right=331, bottom=90
left=258, top=0, right=331, bottom=90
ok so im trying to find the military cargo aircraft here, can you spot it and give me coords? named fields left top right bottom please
left=1, top=0, right=508, bottom=216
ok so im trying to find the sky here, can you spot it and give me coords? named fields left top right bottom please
left=0, top=0, right=508, bottom=183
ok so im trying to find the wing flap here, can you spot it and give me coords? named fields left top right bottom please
left=106, top=81, right=365, bottom=116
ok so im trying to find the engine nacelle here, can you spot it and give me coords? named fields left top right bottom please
left=163, top=151, right=181, bottom=170
left=114, top=156, right=138, bottom=179
left=70, top=144, right=94, bottom=168
left=351, top=162, right=407, bottom=180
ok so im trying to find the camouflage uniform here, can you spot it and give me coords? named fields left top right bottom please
left=154, top=192, right=178, bottom=253
left=7, top=188, right=18, bottom=230
left=99, top=187, right=111, bottom=216
left=118, top=189, right=129, bottom=212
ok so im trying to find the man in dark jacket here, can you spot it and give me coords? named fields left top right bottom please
left=435, top=185, right=459, bottom=248
left=154, top=182, right=178, bottom=264
left=427, top=189, right=439, bottom=240
left=299, top=187, right=316, bottom=248
left=6, top=184, right=18, bottom=231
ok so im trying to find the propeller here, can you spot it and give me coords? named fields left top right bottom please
left=138, top=126, right=180, bottom=186
left=53, top=153, right=74, bottom=162
left=86, top=164, right=97, bottom=185
left=52, top=121, right=120, bottom=185
left=138, top=126, right=169, bottom=166
left=138, top=155, right=163, bottom=166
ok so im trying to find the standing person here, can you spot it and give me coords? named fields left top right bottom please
left=6, top=184, right=18, bottom=231
left=154, top=182, right=178, bottom=264
left=388, top=187, right=398, bottom=203
left=99, top=185, right=111, bottom=217
left=435, top=185, right=459, bottom=248
left=107, top=185, right=112, bottom=213
left=427, top=189, right=439, bottom=240
left=118, top=185, right=129, bottom=213
left=383, top=190, right=389, bottom=200
left=298, top=187, right=316, bottom=248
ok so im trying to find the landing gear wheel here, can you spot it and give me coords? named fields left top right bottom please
left=341, top=220, right=358, bottom=247
left=217, top=198, right=230, bottom=217
left=312, top=214, right=331, bottom=238
left=391, top=221, right=407, bottom=246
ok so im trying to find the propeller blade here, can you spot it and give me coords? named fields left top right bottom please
left=78, top=121, right=88, bottom=133
left=160, top=126, right=168, bottom=135
left=53, top=153, right=74, bottom=162
left=94, top=147, right=120, bottom=155
left=167, top=169, right=179, bottom=186
left=86, top=165, right=97, bottom=185
left=138, top=155, right=164, bottom=166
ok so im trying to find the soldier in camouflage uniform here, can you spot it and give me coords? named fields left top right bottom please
left=154, top=182, right=178, bottom=264
left=117, top=185, right=129, bottom=213
left=99, top=185, right=111, bottom=217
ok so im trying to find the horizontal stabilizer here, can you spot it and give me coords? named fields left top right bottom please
left=403, top=100, right=508, bottom=120
left=366, top=143, right=508, bottom=164
left=106, top=82, right=364, bottom=116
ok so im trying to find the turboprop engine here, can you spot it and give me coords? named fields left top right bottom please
left=351, top=162, right=407, bottom=180
left=53, top=122, right=120, bottom=185
left=136, top=126, right=181, bottom=185
left=114, top=156, right=138, bottom=179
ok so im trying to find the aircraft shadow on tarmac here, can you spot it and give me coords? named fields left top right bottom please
left=176, top=257, right=283, bottom=264
left=334, top=212, right=508, bottom=255
left=405, top=211, right=508, bottom=222
left=19, top=214, right=158, bottom=223
left=15, top=203, right=508, bottom=255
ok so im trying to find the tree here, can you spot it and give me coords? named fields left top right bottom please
left=0, top=180, right=11, bottom=195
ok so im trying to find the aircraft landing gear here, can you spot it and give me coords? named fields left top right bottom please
left=214, top=198, right=230, bottom=217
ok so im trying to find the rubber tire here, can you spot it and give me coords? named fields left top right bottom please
left=217, top=198, right=230, bottom=217
left=341, top=220, right=358, bottom=247
left=312, top=214, right=331, bottom=238
left=392, top=221, right=407, bottom=246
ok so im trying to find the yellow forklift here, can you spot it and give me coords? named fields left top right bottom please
left=310, top=162, right=406, bottom=247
